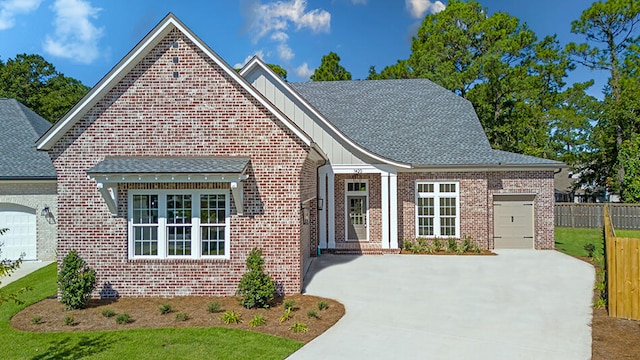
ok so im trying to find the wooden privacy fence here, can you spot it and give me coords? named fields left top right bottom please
left=604, top=205, right=640, bottom=320
left=556, top=203, right=640, bottom=230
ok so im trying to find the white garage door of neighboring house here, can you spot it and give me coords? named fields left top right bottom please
left=493, top=195, right=535, bottom=249
left=0, top=204, right=37, bottom=260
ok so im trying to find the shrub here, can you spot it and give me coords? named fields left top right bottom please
left=317, top=301, right=329, bottom=311
left=283, top=299, right=297, bottom=311
left=584, top=243, right=596, bottom=258
left=249, top=314, right=266, bottom=327
left=306, top=310, right=319, bottom=319
left=221, top=310, right=242, bottom=324
left=446, top=238, right=457, bottom=252
left=64, top=315, right=74, bottom=326
left=158, top=303, right=172, bottom=315
left=279, top=308, right=292, bottom=323
left=101, top=309, right=116, bottom=318
left=175, top=312, right=189, bottom=321
left=58, top=250, right=97, bottom=310
left=290, top=321, right=309, bottom=333
left=594, top=298, right=607, bottom=309
left=115, top=313, right=132, bottom=324
left=432, top=238, right=443, bottom=252
left=207, top=301, right=222, bottom=313
left=31, top=316, right=43, bottom=324
left=237, top=248, right=276, bottom=309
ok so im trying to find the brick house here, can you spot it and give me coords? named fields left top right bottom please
left=36, top=14, right=561, bottom=298
left=1, top=99, right=57, bottom=261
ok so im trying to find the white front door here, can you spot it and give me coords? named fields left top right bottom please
left=0, top=203, right=37, bottom=260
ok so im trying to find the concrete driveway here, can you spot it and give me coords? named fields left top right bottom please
left=289, top=250, right=594, bottom=360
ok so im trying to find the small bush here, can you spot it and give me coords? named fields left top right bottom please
left=306, top=310, right=319, bottom=319
left=249, top=314, right=266, bottom=328
left=158, top=303, right=172, bottom=315
left=175, top=312, right=189, bottom=321
left=221, top=310, right=242, bottom=324
left=58, top=250, right=97, bottom=310
left=317, top=301, right=329, bottom=311
left=283, top=299, right=297, bottom=311
left=594, top=298, right=607, bottom=309
left=101, top=309, right=116, bottom=318
left=279, top=308, right=292, bottom=323
left=64, top=315, right=74, bottom=326
left=290, top=321, right=309, bottom=333
left=447, top=238, right=457, bottom=252
left=237, top=248, right=276, bottom=309
left=207, top=301, right=222, bottom=313
left=31, top=316, right=43, bottom=324
left=432, top=238, right=443, bottom=251
left=115, top=313, right=132, bottom=325
left=584, top=243, right=596, bottom=258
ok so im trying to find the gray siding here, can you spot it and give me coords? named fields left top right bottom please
left=247, top=73, right=366, bottom=165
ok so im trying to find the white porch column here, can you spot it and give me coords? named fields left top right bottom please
left=381, top=174, right=390, bottom=249
left=327, top=168, right=336, bottom=249
left=318, top=166, right=328, bottom=249
left=389, top=173, right=398, bottom=249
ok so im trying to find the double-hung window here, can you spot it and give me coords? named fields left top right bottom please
left=129, top=190, right=229, bottom=259
left=416, top=182, right=460, bottom=237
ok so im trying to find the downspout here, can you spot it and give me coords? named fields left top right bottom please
left=311, top=143, right=328, bottom=256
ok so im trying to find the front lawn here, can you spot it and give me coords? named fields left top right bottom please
left=554, top=227, right=604, bottom=259
left=0, top=264, right=303, bottom=359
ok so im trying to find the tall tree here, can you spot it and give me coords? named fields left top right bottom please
left=0, top=54, right=89, bottom=123
left=567, top=0, right=640, bottom=199
left=266, top=63, right=287, bottom=80
left=310, top=52, right=352, bottom=81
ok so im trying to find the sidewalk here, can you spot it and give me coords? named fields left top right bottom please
left=0, top=261, right=54, bottom=288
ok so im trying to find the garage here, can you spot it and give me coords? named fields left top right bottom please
left=493, top=195, right=535, bottom=249
left=0, top=203, right=37, bottom=260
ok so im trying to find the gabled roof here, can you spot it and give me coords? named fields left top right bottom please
left=290, top=80, right=562, bottom=168
left=36, top=13, right=311, bottom=151
left=0, top=99, right=56, bottom=180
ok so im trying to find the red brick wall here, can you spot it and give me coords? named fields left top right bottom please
left=398, top=170, right=555, bottom=250
left=333, top=173, right=382, bottom=252
left=49, top=29, right=310, bottom=297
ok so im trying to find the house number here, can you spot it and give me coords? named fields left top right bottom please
left=353, top=169, right=363, bottom=174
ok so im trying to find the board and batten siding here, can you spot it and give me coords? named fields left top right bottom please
left=247, top=73, right=366, bottom=165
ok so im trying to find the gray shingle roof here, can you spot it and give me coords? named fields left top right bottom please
left=290, top=79, right=561, bottom=167
left=87, top=157, right=250, bottom=174
left=0, top=99, right=56, bottom=179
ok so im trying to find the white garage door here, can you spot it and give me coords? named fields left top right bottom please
left=493, top=195, right=535, bottom=249
left=0, top=204, right=37, bottom=260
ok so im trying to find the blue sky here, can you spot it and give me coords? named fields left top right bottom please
left=0, top=0, right=607, bottom=98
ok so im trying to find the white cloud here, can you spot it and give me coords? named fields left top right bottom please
left=233, top=50, right=266, bottom=69
left=251, top=0, right=330, bottom=41
left=43, top=0, right=103, bottom=64
left=405, top=0, right=445, bottom=19
left=270, top=31, right=289, bottom=42
left=295, top=62, right=313, bottom=78
left=0, top=0, right=42, bottom=30
left=277, top=43, right=294, bottom=61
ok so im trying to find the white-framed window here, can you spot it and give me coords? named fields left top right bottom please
left=129, top=189, right=230, bottom=259
left=415, top=182, right=460, bottom=238
left=344, top=179, right=369, bottom=242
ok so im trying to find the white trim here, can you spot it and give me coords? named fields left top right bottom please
left=389, top=173, right=398, bottom=249
left=344, top=179, right=369, bottom=242
left=400, top=165, right=561, bottom=173
left=37, top=14, right=312, bottom=151
left=127, top=189, right=230, bottom=260
left=240, top=58, right=411, bottom=169
left=91, top=173, right=248, bottom=184
left=331, top=164, right=396, bottom=174
left=381, top=175, right=390, bottom=249
left=97, top=183, right=118, bottom=216
left=0, top=179, right=57, bottom=184
left=414, top=181, right=460, bottom=238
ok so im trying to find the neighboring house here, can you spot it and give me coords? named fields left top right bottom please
left=35, top=14, right=562, bottom=298
left=0, top=99, right=57, bottom=261
left=554, top=168, right=606, bottom=203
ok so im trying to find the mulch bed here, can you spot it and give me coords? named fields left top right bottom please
left=11, top=294, right=344, bottom=344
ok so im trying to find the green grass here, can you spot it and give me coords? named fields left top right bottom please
left=0, top=264, right=303, bottom=359
left=616, top=229, right=640, bottom=238
left=555, top=227, right=605, bottom=258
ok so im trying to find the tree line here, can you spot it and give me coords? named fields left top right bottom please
left=1, top=0, right=637, bottom=202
